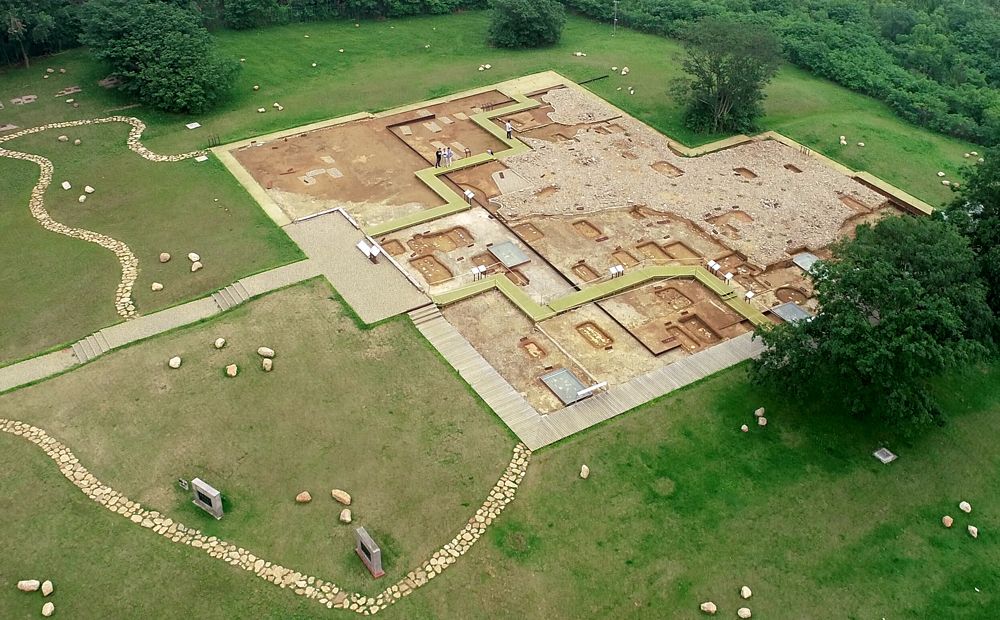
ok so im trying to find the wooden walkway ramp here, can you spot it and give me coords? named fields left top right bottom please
left=411, top=305, right=766, bottom=450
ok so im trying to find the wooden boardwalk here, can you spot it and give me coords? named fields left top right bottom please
left=411, top=305, right=765, bottom=450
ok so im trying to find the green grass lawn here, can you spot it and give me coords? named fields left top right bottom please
left=2, top=280, right=996, bottom=617
left=0, top=279, right=514, bottom=595
left=0, top=118, right=303, bottom=365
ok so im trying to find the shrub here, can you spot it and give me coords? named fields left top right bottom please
left=488, top=0, right=566, bottom=49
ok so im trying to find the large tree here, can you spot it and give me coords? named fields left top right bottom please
left=80, top=0, right=239, bottom=114
left=752, top=215, right=991, bottom=432
left=675, top=18, right=782, bottom=134
left=488, top=0, right=565, bottom=49
left=948, top=151, right=1000, bottom=336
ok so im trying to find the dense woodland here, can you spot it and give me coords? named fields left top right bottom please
left=1, top=0, right=997, bottom=144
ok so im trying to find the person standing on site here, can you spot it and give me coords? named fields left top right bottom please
left=435, top=148, right=442, bottom=168
left=505, top=120, right=513, bottom=140
left=445, top=146, right=454, bottom=167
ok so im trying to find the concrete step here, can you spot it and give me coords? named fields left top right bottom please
left=211, top=291, right=231, bottom=311
left=70, top=341, right=88, bottom=364
left=233, top=281, right=252, bottom=303
left=94, top=331, right=113, bottom=353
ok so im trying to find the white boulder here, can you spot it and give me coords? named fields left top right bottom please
left=42, top=602, right=54, bottom=617
left=257, top=346, right=275, bottom=358
left=41, top=580, right=53, bottom=596
left=699, top=601, right=717, bottom=614
left=580, top=464, right=590, bottom=479
left=262, top=358, right=273, bottom=372
left=738, top=608, right=752, bottom=619
left=225, top=364, right=238, bottom=377
left=190, top=261, right=203, bottom=272
left=331, top=489, right=352, bottom=505
left=757, top=417, right=768, bottom=427
left=84, top=185, right=95, bottom=194
left=340, top=508, right=352, bottom=523
left=740, top=586, right=752, bottom=599
left=17, top=579, right=40, bottom=592
left=151, top=282, right=163, bottom=292
left=187, top=252, right=200, bottom=262
left=942, top=515, right=954, bottom=528
left=78, top=195, right=86, bottom=203
left=754, top=407, right=765, bottom=417
left=740, top=424, right=749, bottom=432
left=159, top=252, right=171, bottom=263
left=968, top=525, right=979, bottom=539
left=61, top=181, right=71, bottom=190
left=214, top=337, right=226, bottom=349
left=959, top=501, right=972, bottom=513
left=168, top=356, right=182, bottom=369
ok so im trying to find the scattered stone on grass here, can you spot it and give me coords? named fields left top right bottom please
left=340, top=508, right=352, bottom=524
left=225, top=364, right=238, bottom=377
left=41, top=580, right=53, bottom=596
left=959, top=501, right=972, bottom=513
left=757, top=417, right=767, bottom=427
left=74, top=139, right=81, bottom=146
left=740, top=424, right=749, bottom=432
left=942, top=515, right=954, bottom=528
left=296, top=491, right=312, bottom=503
left=253, top=85, right=260, bottom=91
left=740, top=586, right=752, bottom=599
left=580, top=464, right=590, bottom=479
left=191, top=261, right=203, bottom=272
left=151, top=282, right=163, bottom=292
left=754, top=407, right=765, bottom=417
left=331, top=489, right=352, bottom=505
left=187, top=252, right=200, bottom=262
left=61, top=181, right=71, bottom=190
left=42, top=602, right=55, bottom=617
left=737, top=607, right=752, bottom=619
left=159, top=252, right=171, bottom=263
left=17, top=579, right=40, bottom=592
left=262, top=358, right=273, bottom=372
left=968, top=525, right=979, bottom=539
left=84, top=185, right=95, bottom=194
left=168, top=356, right=182, bottom=369
left=77, top=195, right=86, bottom=203
left=699, top=601, right=717, bottom=614
left=214, top=337, right=226, bottom=349
left=257, top=346, right=275, bottom=358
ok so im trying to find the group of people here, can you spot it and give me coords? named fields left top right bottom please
left=434, top=146, right=455, bottom=168
left=433, top=120, right=514, bottom=168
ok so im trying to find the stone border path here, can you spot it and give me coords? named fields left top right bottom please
left=1, top=417, right=530, bottom=615
left=0, top=116, right=206, bottom=319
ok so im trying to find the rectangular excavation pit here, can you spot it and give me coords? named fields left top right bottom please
left=651, top=161, right=684, bottom=177
left=663, top=241, right=699, bottom=260
left=512, top=222, right=544, bottom=243
left=575, top=321, right=614, bottom=348
left=637, top=242, right=669, bottom=260
left=381, top=239, right=406, bottom=256
left=612, top=249, right=640, bottom=267
left=410, top=256, right=453, bottom=285
left=572, top=262, right=599, bottom=282
left=663, top=325, right=699, bottom=352
left=679, top=314, right=721, bottom=344
left=733, top=167, right=757, bottom=180
left=505, top=269, right=529, bottom=286
left=572, top=219, right=602, bottom=240
left=519, top=338, right=547, bottom=359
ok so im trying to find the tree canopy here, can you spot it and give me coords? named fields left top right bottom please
left=488, top=0, right=566, bottom=49
left=752, top=215, right=991, bottom=432
left=676, top=19, right=782, bottom=134
left=79, top=0, right=239, bottom=115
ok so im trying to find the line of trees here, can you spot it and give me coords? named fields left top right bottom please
left=560, top=0, right=1000, bottom=146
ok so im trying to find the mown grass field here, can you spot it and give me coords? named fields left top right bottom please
left=2, top=279, right=997, bottom=617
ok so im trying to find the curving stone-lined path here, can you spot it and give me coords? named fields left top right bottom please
left=1, top=417, right=530, bottom=615
left=0, top=117, right=205, bottom=319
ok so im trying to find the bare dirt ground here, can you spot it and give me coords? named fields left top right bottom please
left=443, top=291, right=590, bottom=413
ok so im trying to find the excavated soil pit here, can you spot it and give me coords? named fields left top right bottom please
left=733, top=167, right=758, bottom=180
left=612, top=249, right=640, bottom=267
left=784, top=163, right=803, bottom=173
left=381, top=239, right=406, bottom=256
left=775, top=286, right=808, bottom=304
left=572, top=262, right=599, bottom=282
left=664, top=325, right=699, bottom=352
left=520, top=338, right=547, bottom=359
left=573, top=220, right=602, bottom=239
left=410, top=256, right=452, bottom=284
left=709, top=210, right=754, bottom=226
left=838, top=194, right=871, bottom=213
left=651, top=161, right=684, bottom=177
left=663, top=241, right=700, bottom=260
left=576, top=321, right=614, bottom=349
left=513, top=222, right=545, bottom=243
left=680, top=314, right=721, bottom=344
left=472, top=252, right=501, bottom=270
left=637, top=242, right=669, bottom=260
left=654, top=286, right=693, bottom=310
left=407, top=226, right=474, bottom=254
left=505, top=269, right=529, bottom=286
